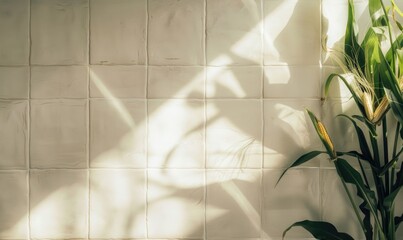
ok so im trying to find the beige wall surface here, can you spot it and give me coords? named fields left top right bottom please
left=0, top=0, right=401, bottom=239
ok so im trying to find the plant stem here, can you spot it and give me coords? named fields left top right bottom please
left=380, top=0, right=397, bottom=73
left=369, top=129, right=387, bottom=234
left=358, top=157, right=370, bottom=188
left=391, top=122, right=400, bottom=191
left=382, top=118, right=389, bottom=195
left=339, top=178, right=367, bottom=236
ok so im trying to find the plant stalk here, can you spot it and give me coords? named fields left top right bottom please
left=339, top=177, right=368, bottom=236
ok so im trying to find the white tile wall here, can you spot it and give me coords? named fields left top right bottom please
left=206, top=100, right=262, bottom=168
left=90, top=169, right=146, bottom=238
left=206, top=170, right=261, bottom=238
left=207, top=66, right=262, bottom=99
left=30, top=100, right=87, bottom=168
left=90, top=99, right=146, bottom=168
left=0, top=67, right=29, bottom=99
left=0, top=0, right=29, bottom=65
left=0, top=0, right=401, bottom=239
left=0, top=101, right=28, bottom=169
left=206, top=0, right=262, bottom=66
left=263, top=0, right=321, bottom=65
left=263, top=169, right=320, bottom=238
left=30, top=170, right=88, bottom=239
left=148, top=99, right=204, bottom=168
left=31, top=0, right=88, bottom=65
left=90, top=0, right=146, bottom=65
left=263, top=99, right=321, bottom=168
left=0, top=171, right=28, bottom=239
left=90, top=65, right=146, bottom=98
left=31, top=66, right=88, bottom=99
left=148, top=0, right=205, bottom=65
left=148, top=169, right=205, bottom=238
left=149, top=66, right=205, bottom=99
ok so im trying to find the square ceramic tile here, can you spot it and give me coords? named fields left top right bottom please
left=263, top=99, right=322, bottom=168
left=0, top=171, right=28, bottom=239
left=0, top=101, right=27, bottom=169
left=31, top=66, right=88, bottom=99
left=148, top=100, right=204, bottom=168
left=321, top=169, right=364, bottom=239
left=264, top=66, right=320, bottom=98
left=263, top=0, right=320, bottom=65
left=31, top=0, right=88, bottom=65
left=321, top=98, right=361, bottom=168
left=0, top=0, right=29, bottom=65
left=90, top=169, right=146, bottom=238
left=148, top=0, right=204, bottom=65
left=206, top=0, right=262, bottom=66
left=30, top=170, right=88, bottom=239
left=90, top=0, right=146, bottom=64
left=262, top=169, right=320, bottom=238
left=206, top=170, right=261, bottom=238
left=90, top=65, right=146, bottom=98
left=0, top=67, right=29, bottom=99
left=206, top=100, right=262, bottom=168
left=31, top=100, right=87, bottom=168
left=206, top=67, right=262, bottom=99
left=148, top=169, right=204, bottom=238
left=322, top=0, right=370, bottom=66
left=148, top=66, right=205, bottom=99
left=90, top=99, right=146, bottom=168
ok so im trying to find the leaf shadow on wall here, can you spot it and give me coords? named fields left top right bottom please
left=2, top=0, right=343, bottom=238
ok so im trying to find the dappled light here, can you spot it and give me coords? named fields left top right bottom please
left=1, top=0, right=402, bottom=239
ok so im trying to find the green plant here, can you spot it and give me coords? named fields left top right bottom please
left=278, top=0, right=403, bottom=239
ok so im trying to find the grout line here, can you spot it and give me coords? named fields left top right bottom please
left=145, top=0, right=150, bottom=238
left=26, top=166, right=323, bottom=171
left=203, top=1, right=208, bottom=239
left=319, top=0, right=324, bottom=223
left=260, top=0, right=265, bottom=237
left=2, top=63, right=326, bottom=67
left=27, top=0, right=32, bottom=238
left=87, top=0, right=91, bottom=238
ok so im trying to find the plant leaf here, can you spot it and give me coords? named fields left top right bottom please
left=325, top=74, right=366, bottom=118
left=345, top=0, right=366, bottom=73
left=379, top=47, right=403, bottom=126
left=306, top=109, right=337, bottom=159
left=337, top=114, right=375, bottom=165
left=282, top=220, right=354, bottom=240
left=393, top=161, right=403, bottom=191
left=337, top=150, right=366, bottom=159
left=395, top=214, right=403, bottom=229
left=369, top=0, right=388, bottom=26
left=352, top=115, right=378, bottom=137
left=378, top=147, right=403, bottom=176
left=334, top=158, right=384, bottom=234
left=276, top=151, right=325, bottom=186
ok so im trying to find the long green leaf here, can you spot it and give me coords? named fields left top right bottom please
left=337, top=114, right=375, bottom=165
left=276, top=151, right=325, bottom=186
left=345, top=0, right=366, bottom=73
left=369, top=0, right=388, bottom=26
left=378, top=147, right=403, bottom=176
left=334, top=158, right=385, bottom=237
left=352, top=115, right=378, bottom=137
left=282, top=220, right=354, bottom=240
left=393, top=162, right=403, bottom=191
left=395, top=214, right=403, bottom=229
left=362, top=27, right=385, bottom=101
left=337, top=150, right=366, bottom=159
left=325, top=74, right=366, bottom=117
left=379, top=47, right=403, bottom=125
